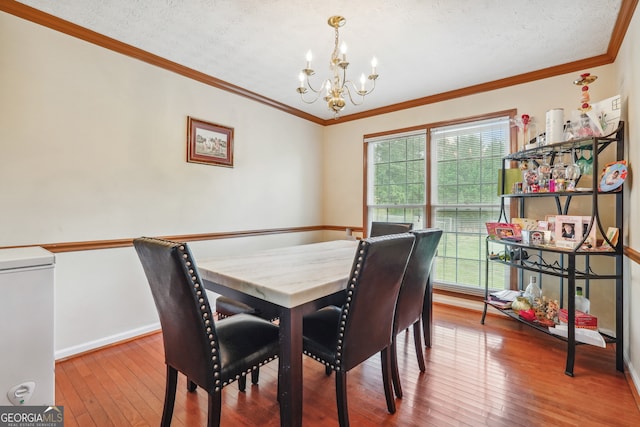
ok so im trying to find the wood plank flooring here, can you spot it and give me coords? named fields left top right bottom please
left=55, top=304, right=640, bottom=426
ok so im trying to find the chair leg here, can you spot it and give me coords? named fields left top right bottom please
left=390, top=336, right=403, bottom=398
left=381, top=347, right=396, bottom=414
left=161, top=366, right=178, bottom=427
left=325, top=365, right=332, bottom=376
left=238, top=375, right=247, bottom=392
left=251, top=368, right=259, bottom=385
left=187, top=377, right=197, bottom=392
left=207, top=390, right=222, bottom=427
left=413, top=320, right=426, bottom=372
left=335, top=371, right=349, bottom=427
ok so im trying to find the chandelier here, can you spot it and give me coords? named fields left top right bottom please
left=296, top=16, right=379, bottom=117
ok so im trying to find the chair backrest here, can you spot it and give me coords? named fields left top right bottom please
left=393, top=228, right=443, bottom=334
left=133, top=237, right=219, bottom=393
left=339, top=233, right=415, bottom=371
left=369, top=221, right=413, bottom=237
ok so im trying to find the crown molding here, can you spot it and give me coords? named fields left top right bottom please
left=2, top=0, right=637, bottom=126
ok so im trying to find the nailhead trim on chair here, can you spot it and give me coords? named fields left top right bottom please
left=176, top=243, right=278, bottom=393
left=302, top=245, right=367, bottom=373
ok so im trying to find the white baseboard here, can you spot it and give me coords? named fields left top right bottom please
left=55, top=323, right=160, bottom=360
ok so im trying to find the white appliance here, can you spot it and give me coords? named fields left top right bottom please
left=0, top=246, right=55, bottom=406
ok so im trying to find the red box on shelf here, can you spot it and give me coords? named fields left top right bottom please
left=558, top=309, right=598, bottom=329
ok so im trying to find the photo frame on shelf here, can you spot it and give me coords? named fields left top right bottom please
left=485, top=222, right=522, bottom=241
left=187, top=116, right=234, bottom=167
left=581, top=216, right=597, bottom=248
left=544, top=215, right=556, bottom=243
left=598, top=160, right=627, bottom=192
left=602, top=227, right=620, bottom=249
left=554, top=215, right=583, bottom=248
left=512, top=217, right=537, bottom=231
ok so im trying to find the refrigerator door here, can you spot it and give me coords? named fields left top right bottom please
left=0, top=247, right=55, bottom=406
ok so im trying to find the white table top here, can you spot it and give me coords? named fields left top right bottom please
left=198, top=240, right=359, bottom=308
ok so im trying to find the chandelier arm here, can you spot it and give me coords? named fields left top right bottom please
left=342, top=84, right=364, bottom=106
left=304, top=76, right=330, bottom=95
left=299, top=85, right=326, bottom=104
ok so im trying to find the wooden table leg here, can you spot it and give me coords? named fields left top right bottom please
left=278, top=306, right=304, bottom=427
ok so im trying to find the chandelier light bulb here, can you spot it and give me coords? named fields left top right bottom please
left=306, top=50, right=313, bottom=68
left=360, top=73, right=366, bottom=91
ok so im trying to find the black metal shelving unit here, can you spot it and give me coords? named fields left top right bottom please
left=481, top=122, right=624, bottom=376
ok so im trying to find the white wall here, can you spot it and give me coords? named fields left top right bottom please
left=0, top=12, right=325, bottom=357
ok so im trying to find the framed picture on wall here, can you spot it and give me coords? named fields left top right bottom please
left=187, top=117, right=234, bottom=167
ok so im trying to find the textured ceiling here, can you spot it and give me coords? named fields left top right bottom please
left=15, top=0, right=624, bottom=121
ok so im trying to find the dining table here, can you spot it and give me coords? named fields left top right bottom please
left=197, top=239, right=434, bottom=427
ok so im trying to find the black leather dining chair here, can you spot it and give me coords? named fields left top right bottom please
left=369, top=221, right=413, bottom=237
left=301, top=233, right=415, bottom=427
left=133, top=237, right=280, bottom=427
left=389, top=228, right=442, bottom=398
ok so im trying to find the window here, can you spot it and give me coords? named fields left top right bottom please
left=365, top=113, right=513, bottom=295
left=366, top=130, right=427, bottom=234
left=430, top=117, right=511, bottom=294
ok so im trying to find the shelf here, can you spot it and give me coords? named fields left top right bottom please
left=503, top=127, right=622, bottom=162
left=483, top=122, right=624, bottom=376
left=501, top=190, right=595, bottom=198
left=487, top=237, right=619, bottom=256
left=484, top=301, right=616, bottom=345
left=486, top=255, right=620, bottom=280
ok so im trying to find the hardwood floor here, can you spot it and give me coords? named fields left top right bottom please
left=55, top=304, right=640, bottom=426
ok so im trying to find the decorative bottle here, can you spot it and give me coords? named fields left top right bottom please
left=524, top=276, right=542, bottom=306
left=575, top=286, right=591, bottom=313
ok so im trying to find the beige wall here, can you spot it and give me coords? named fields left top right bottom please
left=323, top=19, right=638, bottom=384
left=323, top=66, right=617, bottom=227
left=0, top=12, right=325, bottom=357
left=1, top=6, right=638, bottom=388
left=614, top=3, right=640, bottom=391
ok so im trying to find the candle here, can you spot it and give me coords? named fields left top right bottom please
left=360, top=74, right=366, bottom=91
left=371, top=57, right=378, bottom=74
left=306, top=50, right=312, bottom=69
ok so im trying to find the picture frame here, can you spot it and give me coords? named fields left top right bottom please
left=187, top=117, right=234, bottom=167
left=555, top=215, right=583, bottom=248
left=581, top=216, right=597, bottom=248
left=602, top=227, right=620, bottom=249
left=512, top=217, right=538, bottom=231
left=598, top=160, right=627, bottom=192
left=544, top=215, right=556, bottom=243
left=485, top=222, right=522, bottom=241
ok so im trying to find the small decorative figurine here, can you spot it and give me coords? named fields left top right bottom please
left=573, top=72, right=598, bottom=112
